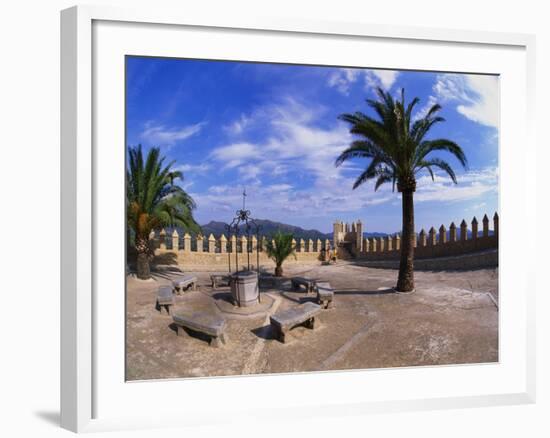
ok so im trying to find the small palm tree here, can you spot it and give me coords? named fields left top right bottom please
left=336, top=87, right=467, bottom=292
left=127, top=145, right=200, bottom=279
left=265, top=231, right=297, bottom=277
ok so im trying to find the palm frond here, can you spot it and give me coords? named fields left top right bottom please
left=265, top=231, right=297, bottom=266
left=336, top=87, right=466, bottom=195
left=414, top=139, right=468, bottom=169
left=417, top=158, right=458, bottom=184
left=126, top=145, right=199, bottom=245
left=374, top=171, right=393, bottom=191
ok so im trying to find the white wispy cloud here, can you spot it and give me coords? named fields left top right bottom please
left=456, top=75, right=499, bottom=127
left=238, top=164, right=262, bottom=182
left=418, top=74, right=499, bottom=128
left=467, top=202, right=487, bottom=211
left=192, top=166, right=497, bottom=227
left=209, top=142, right=262, bottom=169
left=415, top=166, right=498, bottom=203
left=211, top=98, right=351, bottom=181
left=327, top=68, right=361, bottom=95
left=223, top=114, right=252, bottom=135
left=198, top=97, right=497, bottom=226
left=414, top=95, right=438, bottom=120
left=265, top=184, right=293, bottom=193
left=208, top=185, right=231, bottom=194
left=364, top=70, right=399, bottom=90
left=140, top=121, right=206, bottom=146
left=327, top=68, right=400, bottom=95
left=174, top=163, right=211, bottom=174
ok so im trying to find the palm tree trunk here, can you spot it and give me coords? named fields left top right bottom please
left=136, top=236, right=151, bottom=280
left=396, top=190, right=415, bottom=292
left=275, top=264, right=283, bottom=277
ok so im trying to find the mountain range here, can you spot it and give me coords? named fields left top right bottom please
left=166, top=219, right=492, bottom=242
left=199, top=219, right=389, bottom=241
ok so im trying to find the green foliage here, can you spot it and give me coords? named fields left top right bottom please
left=264, top=230, right=297, bottom=268
left=335, top=87, right=467, bottom=192
left=335, top=87, right=468, bottom=291
left=127, top=145, right=200, bottom=251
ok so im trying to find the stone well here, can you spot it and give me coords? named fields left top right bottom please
left=230, top=270, right=259, bottom=307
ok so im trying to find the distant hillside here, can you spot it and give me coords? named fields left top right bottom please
left=179, top=220, right=395, bottom=241
left=199, top=221, right=229, bottom=236
left=200, top=219, right=330, bottom=241
left=363, top=232, right=389, bottom=238
left=199, top=220, right=396, bottom=240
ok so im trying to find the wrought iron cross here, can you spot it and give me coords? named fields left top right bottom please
left=226, top=187, right=260, bottom=275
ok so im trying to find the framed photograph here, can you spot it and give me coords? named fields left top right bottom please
left=61, top=5, right=536, bottom=433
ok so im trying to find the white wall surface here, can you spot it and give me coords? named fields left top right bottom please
left=0, top=1, right=547, bottom=437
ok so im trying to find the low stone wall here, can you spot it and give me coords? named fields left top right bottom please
left=146, top=230, right=329, bottom=272
left=156, top=249, right=322, bottom=272
left=360, top=235, right=498, bottom=261
left=359, top=249, right=498, bottom=271
left=343, top=212, right=499, bottom=262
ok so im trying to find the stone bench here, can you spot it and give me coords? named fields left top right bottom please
left=172, top=311, right=227, bottom=347
left=172, top=275, right=198, bottom=294
left=315, top=281, right=334, bottom=309
left=291, top=276, right=317, bottom=293
left=210, top=274, right=231, bottom=289
left=156, top=285, right=174, bottom=314
left=259, top=274, right=277, bottom=288
left=269, top=302, right=321, bottom=343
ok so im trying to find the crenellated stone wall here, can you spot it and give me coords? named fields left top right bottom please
left=145, top=212, right=498, bottom=271
left=336, top=213, right=499, bottom=262
left=359, top=249, right=498, bottom=270
left=149, top=231, right=330, bottom=272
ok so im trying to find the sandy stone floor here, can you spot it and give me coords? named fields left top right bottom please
left=126, top=262, right=498, bottom=381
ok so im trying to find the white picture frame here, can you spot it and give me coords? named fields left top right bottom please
left=60, top=4, right=536, bottom=433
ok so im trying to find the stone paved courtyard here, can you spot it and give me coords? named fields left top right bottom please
left=126, top=262, right=498, bottom=381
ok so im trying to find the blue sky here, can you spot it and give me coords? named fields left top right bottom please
left=126, top=56, right=499, bottom=234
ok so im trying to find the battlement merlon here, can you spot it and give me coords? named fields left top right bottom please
left=333, top=219, right=364, bottom=252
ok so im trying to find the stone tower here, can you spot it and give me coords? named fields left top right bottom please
left=355, top=220, right=363, bottom=252
left=333, top=219, right=364, bottom=255
left=333, top=220, right=345, bottom=249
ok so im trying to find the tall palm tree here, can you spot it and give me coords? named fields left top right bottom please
left=265, top=231, right=297, bottom=277
left=127, top=145, right=200, bottom=279
left=335, top=87, right=467, bottom=292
